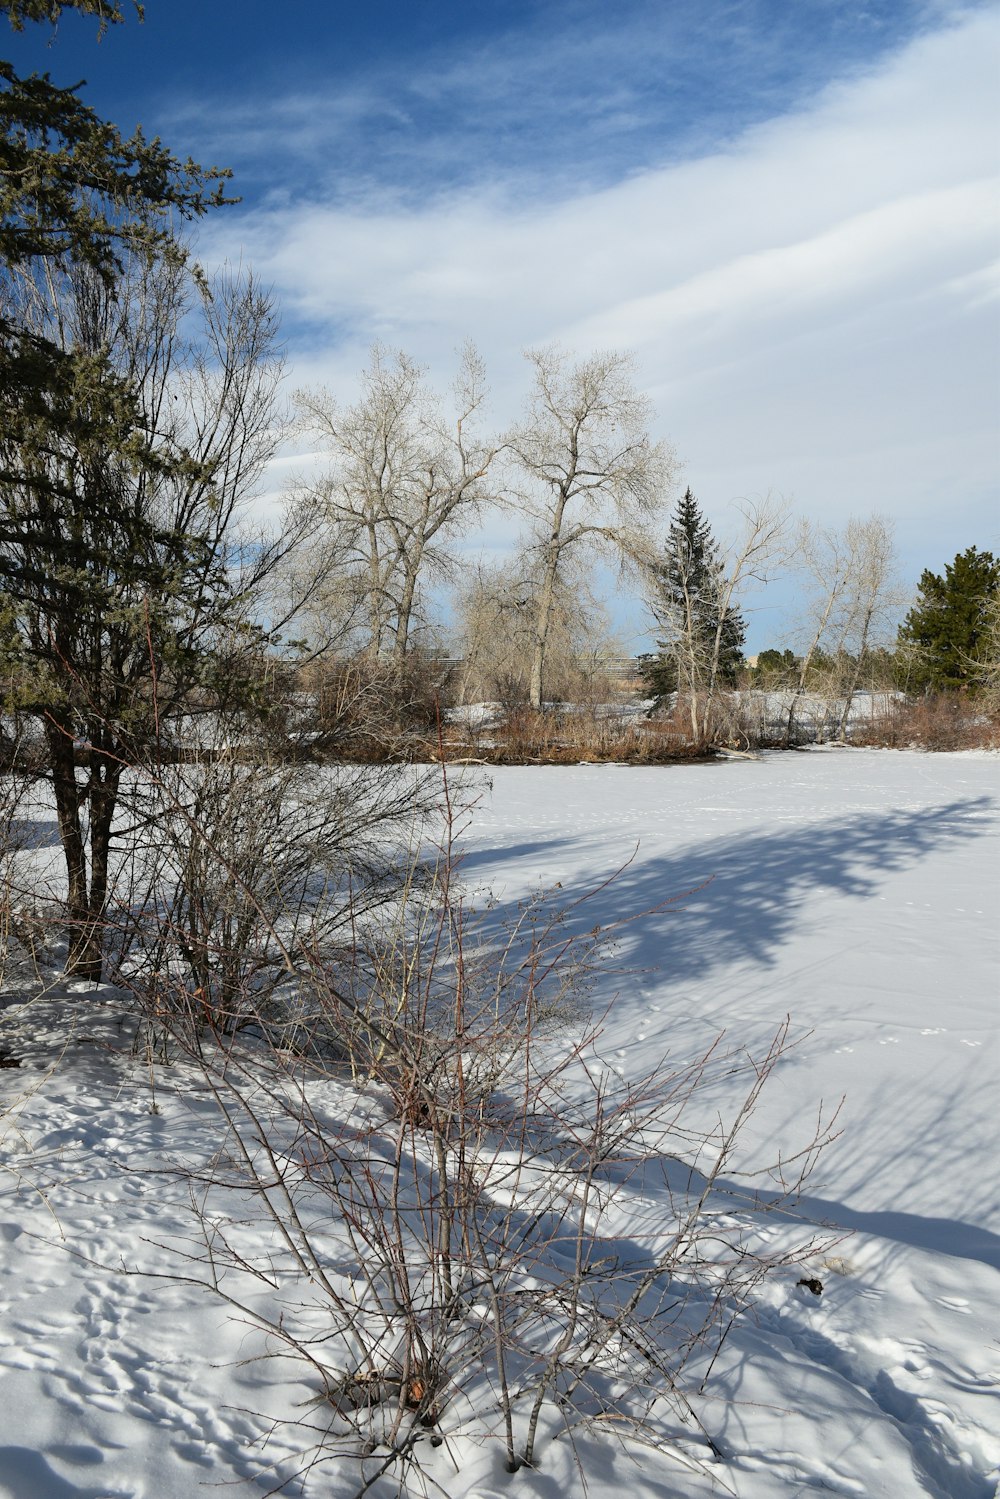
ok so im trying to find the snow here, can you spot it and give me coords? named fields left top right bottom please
left=1, top=748, right=998, bottom=1498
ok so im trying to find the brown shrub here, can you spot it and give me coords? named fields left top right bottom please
left=852, top=693, right=1000, bottom=751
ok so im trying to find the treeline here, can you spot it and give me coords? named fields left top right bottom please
left=286, top=346, right=997, bottom=747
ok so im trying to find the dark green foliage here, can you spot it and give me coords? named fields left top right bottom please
left=638, top=647, right=677, bottom=697
left=1, top=0, right=232, bottom=492
left=897, top=547, right=999, bottom=692
left=4, top=1, right=138, bottom=29
left=642, top=488, right=746, bottom=698
left=0, top=61, right=229, bottom=274
left=2, top=1, right=228, bottom=277
left=0, top=2, right=276, bottom=980
left=752, top=647, right=798, bottom=685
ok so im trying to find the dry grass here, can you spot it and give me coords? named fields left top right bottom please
left=849, top=693, right=1000, bottom=752
left=423, top=705, right=714, bottom=765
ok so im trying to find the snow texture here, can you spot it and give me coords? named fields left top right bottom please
left=0, top=748, right=997, bottom=1498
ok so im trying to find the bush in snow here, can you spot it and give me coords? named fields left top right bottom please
left=138, top=773, right=840, bottom=1495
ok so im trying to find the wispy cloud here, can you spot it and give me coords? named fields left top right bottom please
left=165, top=0, right=963, bottom=205
left=5, top=0, right=994, bottom=645
left=190, top=3, right=997, bottom=641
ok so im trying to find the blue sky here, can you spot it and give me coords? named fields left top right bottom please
left=7, top=0, right=999, bottom=649
left=8, top=2, right=950, bottom=203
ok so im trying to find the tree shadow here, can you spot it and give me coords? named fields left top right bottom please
left=8, top=816, right=60, bottom=850
left=0, top=1447, right=108, bottom=1499
left=613, top=1148, right=1000, bottom=1271
left=462, top=796, right=995, bottom=1001
left=456, top=835, right=579, bottom=880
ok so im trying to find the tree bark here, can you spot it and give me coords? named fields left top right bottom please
left=45, top=719, right=121, bottom=982
left=529, top=539, right=563, bottom=710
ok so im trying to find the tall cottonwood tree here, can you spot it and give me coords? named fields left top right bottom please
left=832, top=515, right=899, bottom=735
left=507, top=347, right=672, bottom=709
left=455, top=557, right=617, bottom=706
left=296, top=344, right=500, bottom=669
left=787, top=514, right=900, bottom=740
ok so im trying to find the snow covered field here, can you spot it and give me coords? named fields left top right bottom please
left=0, top=748, right=997, bottom=1499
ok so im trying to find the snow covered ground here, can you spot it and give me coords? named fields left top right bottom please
left=0, top=748, right=997, bottom=1498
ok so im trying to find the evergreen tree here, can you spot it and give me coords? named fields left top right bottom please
left=642, top=489, right=746, bottom=699
left=2, top=0, right=232, bottom=489
left=752, top=647, right=798, bottom=685
left=897, top=546, right=1000, bottom=692
left=0, top=3, right=287, bottom=981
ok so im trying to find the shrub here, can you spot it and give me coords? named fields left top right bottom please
left=136, top=778, right=839, bottom=1494
left=110, top=750, right=440, bottom=1045
left=304, top=655, right=456, bottom=761
left=856, top=693, right=1000, bottom=751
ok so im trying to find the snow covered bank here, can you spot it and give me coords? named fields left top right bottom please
left=0, top=749, right=997, bottom=1498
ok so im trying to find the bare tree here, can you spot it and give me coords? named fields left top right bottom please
left=833, top=516, right=900, bottom=736
left=788, top=515, right=901, bottom=742
left=695, top=496, right=788, bottom=743
left=974, top=587, right=1000, bottom=717
left=454, top=557, right=618, bottom=707
left=784, top=520, right=853, bottom=742
left=507, top=347, right=674, bottom=709
left=295, top=344, right=500, bottom=668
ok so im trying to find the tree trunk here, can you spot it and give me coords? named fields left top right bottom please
left=791, top=545, right=845, bottom=743
left=699, top=619, right=725, bottom=745
left=47, top=726, right=96, bottom=978
left=82, top=759, right=120, bottom=981
left=393, top=541, right=425, bottom=671
left=529, top=551, right=560, bottom=710
left=787, top=585, right=841, bottom=745
left=836, top=604, right=875, bottom=739
left=46, top=723, right=119, bottom=983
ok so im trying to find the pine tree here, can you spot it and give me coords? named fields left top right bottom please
left=752, top=647, right=798, bottom=685
left=897, top=546, right=1000, bottom=692
left=2, top=0, right=232, bottom=488
left=0, top=3, right=283, bottom=981
left=642, top=489, right=746, bottom=699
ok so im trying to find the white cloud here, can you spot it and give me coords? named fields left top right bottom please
left=208, top=6, right=999, bottom=641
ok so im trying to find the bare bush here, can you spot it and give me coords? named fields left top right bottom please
left=856, top=692, right=1000, bottom=751
left=299, top=654, right=457, bottom=761
left=0, top=762, right=54, bottom=990
left=110, top=749, right=440, bottom=1046
left=132, top=780, right=840, bottom=1495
